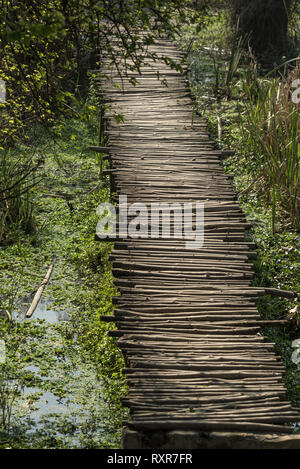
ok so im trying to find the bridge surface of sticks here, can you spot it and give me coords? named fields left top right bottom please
left=96, top=37, right=300, bottom=449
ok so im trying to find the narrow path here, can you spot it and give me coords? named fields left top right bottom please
left=98, top=37, right=300, bottom=449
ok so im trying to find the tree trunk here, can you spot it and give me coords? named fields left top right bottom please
left=231, top=0, right=292, bottom=61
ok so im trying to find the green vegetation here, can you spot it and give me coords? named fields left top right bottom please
left=0, top=0, right=195, bottom=146
left=241, top=74, right=300, bottom=232
left=0, top=103, right=128, bottom=448
left=179, top=5, right=300, bottom=409
left=0, top=148, right=37, bottom=245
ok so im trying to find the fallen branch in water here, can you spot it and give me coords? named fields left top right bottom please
left=25, top=259, right=55, bottom=318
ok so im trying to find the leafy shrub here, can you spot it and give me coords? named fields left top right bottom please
left=0, top=0, right=194, bottom=146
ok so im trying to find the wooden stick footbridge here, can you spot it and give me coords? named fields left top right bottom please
left=95, top=37, right=300, bottom=449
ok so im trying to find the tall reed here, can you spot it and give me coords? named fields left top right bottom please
left=0, top=150, right=37, bottom=244
left=241, top=67, right=300, bottom=231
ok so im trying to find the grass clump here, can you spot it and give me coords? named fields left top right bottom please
left=0, top=150, right=39, bottom=245
left=241, top=66, right=300, bottom=232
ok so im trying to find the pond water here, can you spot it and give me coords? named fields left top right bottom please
left=14, top=297, right=70, bottom=324
left=9, top=298, right=116, bottom=448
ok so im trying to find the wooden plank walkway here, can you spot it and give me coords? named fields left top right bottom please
left=96, top=37, right=300, bottom=449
